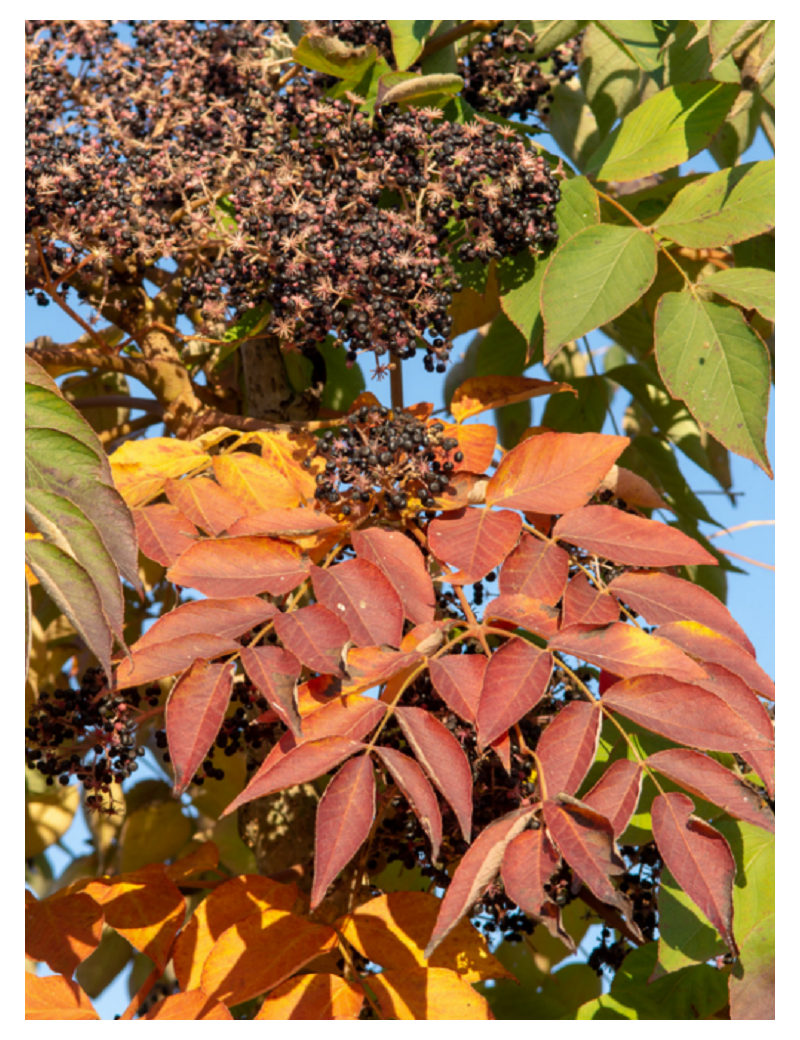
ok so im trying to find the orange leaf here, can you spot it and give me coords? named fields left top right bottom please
left=312, top=559, right=404, bottom=648
left=656, top=621, right=774, bottom=701
left=254, top=428, right=321, bottom=501
left=213, top=453, right=300, bottom=512
left=369, top=967, right=494, bottom=1019
left=165, top=475, right=246, bottom=535
left=438, top=422, right=497, bottom=473
left=25, top=974, right=99, bottom=1020
left=255, top=974, right=364, bottom=1020
left=165, top=841, right=219, bottom=884
left=337, top=892, right=512, bottom=982
left=598, top=465, right=670, bottom=511
left=141, top=991, right=233, bottom=1020
left=25, top=891, right=103, bottom=976
left=200, top=910, right=337, bottom=1007
left=352, top=527, right=436, bottom=625
left=451, top=376, right=575, bottom=423
left=133, top=596, right=276, bottom=652
left=562, top=573, right=619, bottom=630
left=240, top=645, right=303, bottom=737
left=173, top=874, right=299, bottom=992
left=83, top=864, right=184, bottom=972
left=133, top=504, right=196, bottom=566
left=226, top=507, right=341, bottom=540
left=486, top=431, right=628, bottom=514
left=167, top=536, right=310, bottom=598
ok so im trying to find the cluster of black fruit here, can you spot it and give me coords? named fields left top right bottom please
left=154, top=674, right=278, bottom=785
left=460, top=23, right=584, bottom=122
left=25, top=667, right=155, bottom=812
left=309, top=404, right=463, bottom=517
left=326, top=19, right=393, bottom=52
left=587, top=926, right=628, bottom=976
left=618, top=842, right=662, bottom=942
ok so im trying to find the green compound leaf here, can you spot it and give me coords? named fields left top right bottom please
left=531, top=21, right=589, bottom=59
left=585, top=82, right=739, bottom=182
left=580, top=23, right=643, bottom=136
left=377, top=71, right=463, bottom=109
left=293, top=33, right=378, bottom=81
left=25, top=538, right=113, bottom=680
left=654, top=293, right=772, bottom=476
left=654, top=866, right=726, bottom=977
left=541, top=225, right=658, bottom=362
left=596, top=20, right=671, bottom=72
left=386, top=20, right=438, bottom=71
left=698, top=268, right=775, bottom=323
left=654, top=161, right=774, bottom=249
left=729, top=913, right=775, bottom=1020
left=548, top=80, right=601, bottom=172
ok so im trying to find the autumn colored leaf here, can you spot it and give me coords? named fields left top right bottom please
left=477, top=639, right=553, bottom=750
left=114, top=633, right=241, bottom=690
left=164, top=841, right=220, bottom=884
left=110, top=437, right=210, bottom=507
left=173, top=874, right=299, bottom=992
left=166, top=660, right=235, bottom=795
left=602, top=674, right=773, bottom=752
left=222, top=737, right=366, bottom=816
left=487, top=592, right=561, bottom=641
left=167, top=536, right=310, bottom=598
left=141, top=992, right=233, bottom=1020
left=651, top=792, right=737, bottom=954
left=501, top=827, right=566, bottom=933
left=369, top=967, right=494, bottom=1019
left=201, top=909, right=337, bottom=1007
left=553, top=506, right=717, bottom=567
left=582, top=760, right=643, bottom=838
left=311, top=754, right=376, bottom=908
left=451, top=375, right=575, bottom=423
left=608, top=571, right=755, bottom=655
left=648, top=749, right=774, bottom=833
left=729, top=914, right=775, bottom=1021
left=543, top=800, right=629, bottom=918
left=491, top=729, right=512, bottom=773
left=25, top=974, right=99, bottom=1020
left=535, top=700, right=601, bottom=799
left=255, top=974, right=364, bottom=1020
left=428, top=507, right=521, bottom=585
left=499, top=533, right=570, bottom=604
left=551, top=623, right=707, bottom=683
left=133, top=504, right=196, bottom=566
left=597, top=465, right=669, bottom=511
left=352, top=527, right=436, bottom=625
left=239, top=644, right=303, bottom=738
left=212, top=453, right=300, bottom=512
left=227, top=506, right=340, bottom=539
left=342, top=647, right=424, bottom=695
left=438, top=422, right=497, bottom=473
left=338, top=891, right=512, bottom=982
left=25, top=890, right=104, bottom=976
left=562, top=574, right=619, bottom=630
left=425, top=806, right=536, bottom=958
left=396, top=707, right=473, bottom=842
left=83, top=864, right=185, bottom=972
left=312, top=559, right=404, bottom=648
left=428, top=653, right=487, bottom=723
left=273, top=603, right=350, bottom=676
left=165, top=475, right=246, bottom=535
left=376, top=747, right=443, bottom=860
left=254, top=427, right=321, bottom=500
left=691, top=663, right=774, bottom=797
left=656, top=621, right=775, bottom=701
left=400, top=621, right=448, bottom=656
left=134, top=596, right=277, bottom=652
left=486, top=431, right=628, bottom=514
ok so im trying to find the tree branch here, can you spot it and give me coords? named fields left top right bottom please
left=25, top=344, right=152, bottom=383
left=419, top=19, right=502, bottom=61
left=72, top=395, right=163, bottom=414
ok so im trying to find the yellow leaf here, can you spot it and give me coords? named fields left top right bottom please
left=336, top=891, right=513, bottom=983
left=369, top=967, right=494, bottom=1020
left=26, top=785, right=79, bottom=858
left=255, top=973, right=364, bottom=1020
left=213, top=454, right=300, bottom=513
left=110, top=438, right=210, bottom=507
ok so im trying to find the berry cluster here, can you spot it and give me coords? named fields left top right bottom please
left=26, top=21, right=561, bottom=371
left=618, top=842, right=663, bottom=942
left=25, top=668, right=154, bottom=812
left=309, top=403, right=463, bottom=516
left=460, top=24, right=583, bottom=122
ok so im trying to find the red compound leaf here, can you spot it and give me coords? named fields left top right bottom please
left=501, top=828, right=573, bottom=949
left=165, top=476, right=246, bottom=536
left=656, top=621, right=775, bottom=701
left=273, top=604, right=350, bottom=677
left=534, top=700, right=601, bottom=799
left=311, top=559, right=404, bottom=648
left=376, top=746, right=443, bottom=861
left=240, top=645, right=303, bottom=739
left=167, top=536, right=309, bottom=598
left=428, top=507, right=522, bottom=585
left=561, top=573, right=619, bottom=630
left=311, top=754, right=376, bottom=909
left=428, top=652, right=487, bottom=724
left=581, top=759, right=643, bottom=838
left=352, top=527, right=436, bottom=625
left=499, top=533, right=570, bottom=605
left=477, top=638, right=552, bottom=750
left=166, top=659, right=235, bottom=795
left=134, top=504, right=196, bottom=566
left=551, top=623, right=706, bottom=683
left=134, top=596, right=276, bottom=651
left=651, top=792, right=737, bottom=954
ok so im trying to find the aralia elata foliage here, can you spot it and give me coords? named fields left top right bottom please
left=25, top=19, right=773, bottom=1021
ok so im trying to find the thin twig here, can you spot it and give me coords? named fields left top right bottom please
left=708, top=520, right=774, bottom=538
left=419, top=19, right=502, bottom=61
left=390, top=359, right=404, bottom=411
left=714, top=548, right=775, bottom=571
left=72, top=395, right=164, bottom=414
